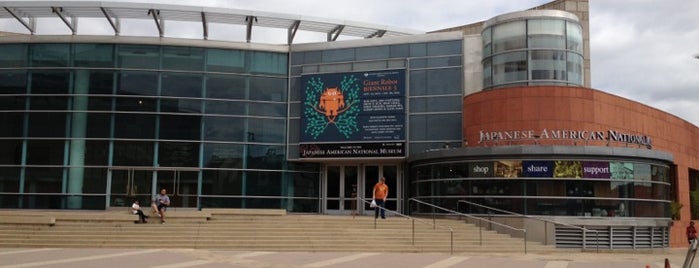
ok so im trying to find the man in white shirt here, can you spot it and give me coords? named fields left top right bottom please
left=131, top=200, right=148, bottom=223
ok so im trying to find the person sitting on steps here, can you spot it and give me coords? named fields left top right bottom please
left=152, top=188, right=170, bottom=224
left=131, top=200, right=148, bottom=223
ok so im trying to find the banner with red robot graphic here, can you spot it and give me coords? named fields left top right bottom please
left=300, top=70, right=406, bottom=158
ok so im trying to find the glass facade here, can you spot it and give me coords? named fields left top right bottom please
left=289, top=40, right=463, bottom=158
left=410, top=159, right=672, bottom=218
left=482, top=15, right=584, bottom=89
left=0, top=43, right=320, bottom=211
left=0, top=12, right=674, bottom=227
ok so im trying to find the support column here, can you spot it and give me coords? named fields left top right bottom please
left=67, top=70, right=89, bottom=208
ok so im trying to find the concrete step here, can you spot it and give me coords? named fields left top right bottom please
left=0, top=210, right=553, bottom=253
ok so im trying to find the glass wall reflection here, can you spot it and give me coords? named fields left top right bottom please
left=410, top=160, right=672, bottom=218
left=0, top=43, right=320, bottom=211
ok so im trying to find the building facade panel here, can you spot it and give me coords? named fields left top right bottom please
left=461, top=86, right=699, bottom=247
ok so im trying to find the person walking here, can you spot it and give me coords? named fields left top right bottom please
left=372, top=176, right=389, bottom=219
left=688, top=221, right=697, bottom=245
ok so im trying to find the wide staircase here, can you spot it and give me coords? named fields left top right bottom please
left=0, top=209, right=554, bottom=253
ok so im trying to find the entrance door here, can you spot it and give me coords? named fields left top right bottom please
left=109, top=168, right=199, bottom=209
left=109, top=168, right=153, bottom=208
left=155, top=169, right=199, bottom=208
left=324, top=165, right=358, bottom=215
left=363, top=165, right=399, bottom=213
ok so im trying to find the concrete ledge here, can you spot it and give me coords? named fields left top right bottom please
left=0, top=216, right=56, bottom=226
left=0, top=209, right=213, bottom=224
left=204, top=208, right=287, bottom=216
left=56, top=214, right=138, bottom=222
left=164, top=211, right=212, bottom=220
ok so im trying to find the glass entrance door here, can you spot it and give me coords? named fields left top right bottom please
left=109, top=168, right=199, bottom=208
left=156, top=169, right=199, bottom=208
left=324, top=165, right=358, bottom=215
left=363, top=164, right=399, bottom=214
left=110, top=168, right=153, bottom=208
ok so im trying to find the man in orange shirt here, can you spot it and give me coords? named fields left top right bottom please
left=373, top=176, right=389, bottom=219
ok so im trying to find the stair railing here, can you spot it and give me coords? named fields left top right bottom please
left=358, top=196, right=454, bottom=254
left=456, top=200, right=599, bottom=253
left=409, top=198, right=528, bottom=254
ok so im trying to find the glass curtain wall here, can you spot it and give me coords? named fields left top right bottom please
left=0, top=43, right=320, bottom=211
left=482, top=15, right=584, bottom=89
left=288, top=40, right=464, bottom=158
left=410, top=159, right=672, bottom=218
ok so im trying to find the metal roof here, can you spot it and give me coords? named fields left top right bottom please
left=0, top=1, right=423, bottom=44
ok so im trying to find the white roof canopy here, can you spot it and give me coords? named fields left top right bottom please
left=0, top=1, right=423, bottom=44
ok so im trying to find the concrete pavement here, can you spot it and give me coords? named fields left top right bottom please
left=0, top=247, right=694, bottom=268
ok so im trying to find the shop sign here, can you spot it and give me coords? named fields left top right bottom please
left=468, top=162, right=494, bottom=177
left=582, top=161, right=611, bottom=178
left=522, top=161, right=554, bottom=177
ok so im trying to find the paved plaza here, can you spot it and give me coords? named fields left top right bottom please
left=0, top=248, right=694, bottom=268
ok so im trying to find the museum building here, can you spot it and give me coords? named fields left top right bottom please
left=1, top=0, right=698, bottom=248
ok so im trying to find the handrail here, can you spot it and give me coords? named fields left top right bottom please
left=457, top=200, right=599, bottom=253
left=409, top=198, right=527, bottom=254
left=357, top=196, right=454, bottom=254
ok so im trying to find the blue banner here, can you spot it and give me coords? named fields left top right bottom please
left=300, top=70, right=406, bottom=158
left=522, top=161, right=554, bottom=177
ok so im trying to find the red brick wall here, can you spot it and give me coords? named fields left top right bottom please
left=463, top=86, right=699, bottom=247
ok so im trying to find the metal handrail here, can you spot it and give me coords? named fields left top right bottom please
left=457, top=200, right=599, bottom=252
left=357, top=196, right=454, bottom=254
left=409, top=198, right=528, bottom=254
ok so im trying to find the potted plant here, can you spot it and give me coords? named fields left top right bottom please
left=670, top=201, right=683, bottom=220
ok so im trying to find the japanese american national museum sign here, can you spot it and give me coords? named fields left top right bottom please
left=477, top=129, right=653, bottom=148
left=299, top=70, right=406, bottom=158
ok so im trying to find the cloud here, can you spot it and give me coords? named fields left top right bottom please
left=590, top=1, right=699, bottom=126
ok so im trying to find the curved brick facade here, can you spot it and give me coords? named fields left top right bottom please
left=463, top=86, right=699, bottom=247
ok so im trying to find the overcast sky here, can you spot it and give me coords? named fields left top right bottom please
left=3, top=0, right=699, bottom=127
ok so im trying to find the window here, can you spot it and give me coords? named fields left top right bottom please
left=567, top=52, right=583, bottom=85
left=528, top=19, right=565, bottom=49
left=74, top=44, right=114, bottom=68
left=249, top=51, right=287, bottom=75
left=530, top=50, right=566, bottom=80
left=31, top=44, right=69, bottom=67
left=356, top=46, right=389, bottom=60
left=0, top=44, right=28, bottom=67
left=207, top=49, right=245, bottom=73
left=427, top=40, right=462, bottom=56
left=117, top=45, right=160, bottom=69
left=409, top=114, right=461, bottom=140
left=203, top=116, right=245, bottom=142
left=492, top=21, right=526, bottom=53
left=492, top=52, right=527, bottom=85
left=690, top=169, right=699, bottom=219
left=322, top=49, right=354, bottom=63
left=249, top=77, right=286, bottom=102
left=159, top=115, right=201, bottom=140
left=158, top=142, right=200, bottom=167
left=163, top=46, right=203, bottom=71
left=567, top=21, right=583, bottom=52
left=203, top=143, right=243, bottom=169
left=112, top=141, right=154, bottom=166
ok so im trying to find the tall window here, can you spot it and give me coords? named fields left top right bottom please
left=690, top=169, right=699, bottom=219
